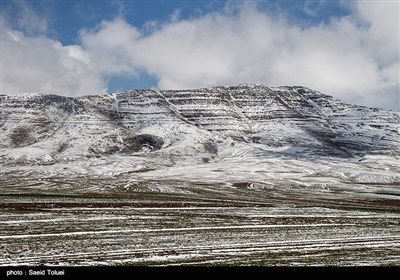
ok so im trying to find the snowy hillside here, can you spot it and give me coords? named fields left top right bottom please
left=1, top=85, right=398, bottom=161
left=0, top=84, right=399, bottom=180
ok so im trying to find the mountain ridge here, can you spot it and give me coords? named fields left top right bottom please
left=0, top=85, right=399, bottom=170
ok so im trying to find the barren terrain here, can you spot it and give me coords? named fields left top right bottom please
left=1, top=157, right=399, bottom=266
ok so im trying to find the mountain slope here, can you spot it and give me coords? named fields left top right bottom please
left=0, top=85, right=399, bottom=170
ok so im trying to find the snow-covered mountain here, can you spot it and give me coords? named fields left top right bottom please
left=0, top=84, right=399, bottom=177
left=2, top=85, right=399, bottom=267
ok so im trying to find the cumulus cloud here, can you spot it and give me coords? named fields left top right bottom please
left=1, top=1, right=399, bottom=109
left=79, top=19, right=140, bottom=77
left=77, top=2, right=398, bottom=109
left=1, top=18, right=106, bottom=96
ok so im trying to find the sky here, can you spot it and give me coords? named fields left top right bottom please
left=1, top=0, right=399, bottom=110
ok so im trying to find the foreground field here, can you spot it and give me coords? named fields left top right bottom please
left=1, top=175, right=399, bottom=266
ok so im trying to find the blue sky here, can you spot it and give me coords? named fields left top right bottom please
left=3, top=1, right=351, bottom=44
left=1, top=1, right=399, bottom=110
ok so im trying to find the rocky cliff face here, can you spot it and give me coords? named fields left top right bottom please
left=0, top=85, right=399, bottom=169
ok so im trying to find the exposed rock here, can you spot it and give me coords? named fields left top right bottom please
left=121, top=134, right=164, bottom=153
left=10, top=126, right=34, bottom=147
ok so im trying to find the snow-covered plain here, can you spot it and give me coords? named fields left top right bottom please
left=0, top=85, right=399, bottom=265
left=1, top=174, right=399, bottom=266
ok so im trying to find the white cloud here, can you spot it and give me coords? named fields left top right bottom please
left=76, top=2, right=398, bottom=109
left=1, top=1, right=399, bottom=110
left=1, top=20, right=106, bottom=96
left=354, top=1, right=399, bottom=65
left=79, top=18, right=141, bottom=77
